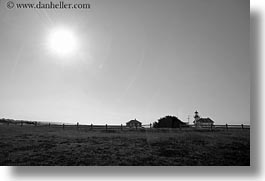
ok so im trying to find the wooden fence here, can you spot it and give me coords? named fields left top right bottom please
left=1, top=121, right=250, bottom=132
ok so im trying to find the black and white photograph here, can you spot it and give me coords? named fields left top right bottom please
left=0, top=0, right=250, bottom=166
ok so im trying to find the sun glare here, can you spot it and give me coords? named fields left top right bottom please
left=47, top=27, right=78, bottom=57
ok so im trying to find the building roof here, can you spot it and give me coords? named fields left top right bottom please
left=126, top=119, right=141, bottom=124
left=194, top=118, right=214, bottom=123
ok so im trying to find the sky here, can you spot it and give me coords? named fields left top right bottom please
left=0, top=0, right=249, bottom=125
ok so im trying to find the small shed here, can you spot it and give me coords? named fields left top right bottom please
left=126, top=119, right=142, bottom=128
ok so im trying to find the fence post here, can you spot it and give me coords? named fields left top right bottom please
left=20, top=121, right=23, bottom=127
left=210, top=124, right=213, bottom=131
left=77, top=122, right=79, bottom=130
left=63, top=124, right=65, bottom=130
left=105, top=124, right=108, bottom=131
left=136, top=124, right=138, bottom=130
left=121, top=124, right=123, bottom=130
left=241, top=124, right=244, bottom=130
left=49, top=123, right=50, bottom=128
left=226, top=124, right=228, bottom=130
left=91, top=124, right=93, bottom=130
left=150, top=123, right=152, bottom=129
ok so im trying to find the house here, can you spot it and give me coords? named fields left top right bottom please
left=126, top=119, right=142, bottom=128
left=193, top=111, right=214, bottom=127
left=154, top=115, right=186, bottom=128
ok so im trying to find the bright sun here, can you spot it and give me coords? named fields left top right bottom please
left=47, top=27, right=78, bottom=57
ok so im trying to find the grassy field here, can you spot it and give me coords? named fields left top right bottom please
left=0, top=125, right=250, bottom=166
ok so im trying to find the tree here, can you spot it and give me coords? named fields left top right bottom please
left=153, top=115, right=186, bottom=128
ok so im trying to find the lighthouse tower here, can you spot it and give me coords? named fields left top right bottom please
left=194, top=110, right=200, bottom=125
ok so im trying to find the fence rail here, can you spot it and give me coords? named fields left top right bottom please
left=0, top=121, right=250, bottom=132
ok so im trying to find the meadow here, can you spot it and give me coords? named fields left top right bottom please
left=0, top=125, right=250, bottom=166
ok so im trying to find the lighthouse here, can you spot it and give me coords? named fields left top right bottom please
left=193, top=111, right=214, bottom=127
left=193, top=110, right=200, bottom=125
left=194, top=110, right=200, bottom=121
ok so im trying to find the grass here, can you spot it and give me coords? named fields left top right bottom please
left=0, top=125, right=250, bottom=166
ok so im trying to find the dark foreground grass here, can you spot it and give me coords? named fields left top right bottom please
left=0, top=126, right=250, bottom=166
